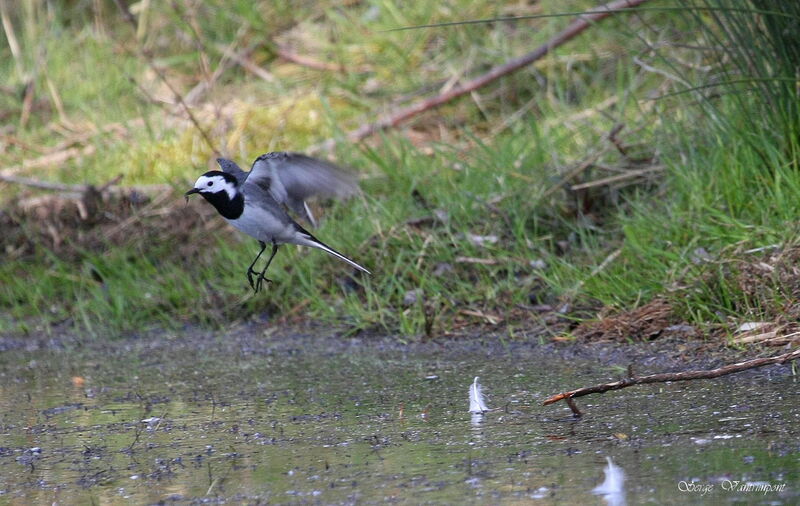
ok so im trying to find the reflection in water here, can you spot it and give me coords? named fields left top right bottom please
left=592, top=456, right=626, bottom=506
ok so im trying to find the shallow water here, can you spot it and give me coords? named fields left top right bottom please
left=0, top=331, right=797, bottom=504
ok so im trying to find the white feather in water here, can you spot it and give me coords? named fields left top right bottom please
left=469, top=376, right=489, bottom=413
left=592, top=456, right=626, bottom=506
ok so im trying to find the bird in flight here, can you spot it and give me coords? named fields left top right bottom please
left=185, top=152, right=370, bottom=292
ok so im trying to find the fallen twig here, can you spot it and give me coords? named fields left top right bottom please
left=276, top=46, right=355, bottom=72
left=0, top=171, right=168, bottom=200
left=733, top=329, right=800, bottom=346
left=543, top=347, right=800, bottom=415
left=309, top=0, right=652, bottom=153
left=455, top=256, right=500, bottom=265
left=542, top=148, right=610, bottom=199
left=0, top=174, right=89, bottom=192
left=459, top=309, right=503, bottom=325
left=570, top=165, right=664, bottom=190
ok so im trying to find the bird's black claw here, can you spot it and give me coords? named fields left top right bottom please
left=254, top=274, right=273, bottom=293
left=246, top=268, right=259, bottom=291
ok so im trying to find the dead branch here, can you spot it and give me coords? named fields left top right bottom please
left=543, top=347, right=800, bottom=414
left=309, top=0, right=652, bottom=153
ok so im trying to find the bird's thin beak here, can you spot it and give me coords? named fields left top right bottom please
left=184, top=187, right=200, bottom=203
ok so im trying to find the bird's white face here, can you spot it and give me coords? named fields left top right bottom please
left=193, top=174, right=237, bottom=200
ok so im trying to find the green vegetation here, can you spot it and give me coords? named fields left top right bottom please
left=1, top=0, right=798, bottom=338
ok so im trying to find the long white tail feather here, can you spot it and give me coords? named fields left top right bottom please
left=469, top=376, right=489, bottom=413
left=297, top=233, right=371, bottom=274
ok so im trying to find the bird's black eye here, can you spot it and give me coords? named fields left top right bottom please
left=207, top=181, right=213, bottom=187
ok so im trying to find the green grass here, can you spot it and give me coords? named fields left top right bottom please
left=1, top=0, right=798, bottom=338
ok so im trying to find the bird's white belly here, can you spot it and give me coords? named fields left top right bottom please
left=227, top=204, right=295, bottom=243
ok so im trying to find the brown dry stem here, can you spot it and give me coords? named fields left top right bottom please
left=543, top=347, right=800, bottom=412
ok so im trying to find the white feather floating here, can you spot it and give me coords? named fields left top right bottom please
left=591, top=457, right=626, bottom=497
left=469, top=376, right=489, bottom=413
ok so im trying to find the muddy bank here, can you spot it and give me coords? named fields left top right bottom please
left=0, top=321, right=788, bottom=376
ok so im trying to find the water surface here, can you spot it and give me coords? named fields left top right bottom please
left=0, top=330, right=797, bottom=504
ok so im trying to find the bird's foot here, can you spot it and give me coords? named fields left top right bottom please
left=246, top=267, right=259, bottom=291
left=254, top=273, right=273, bottom=293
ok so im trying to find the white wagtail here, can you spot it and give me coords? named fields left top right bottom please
left=185, top=152, right=371, bottom=292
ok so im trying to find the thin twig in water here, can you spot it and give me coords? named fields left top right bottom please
left=565, top=397, right=582, bottom=417
left=543, top=347, right=800, bottom=412
left=151, top=410, right=168, bottom=432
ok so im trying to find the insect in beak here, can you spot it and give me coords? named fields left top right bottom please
left=184, top=187, right=200, bottom=203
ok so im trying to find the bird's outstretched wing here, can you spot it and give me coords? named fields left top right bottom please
left=215, top=158, right=248, bottom=185
left=246, top=152, right=359, bottom=227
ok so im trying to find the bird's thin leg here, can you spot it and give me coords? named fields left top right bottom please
left=247, top=241, right=267, bottom=291
left=255, top=242, right=279, bottom=293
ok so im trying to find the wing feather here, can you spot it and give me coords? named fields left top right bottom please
left=247, top=152, right=359, bottom=205
left=215, top=158, right=248, bottom=185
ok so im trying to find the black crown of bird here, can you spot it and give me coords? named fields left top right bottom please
left=186, top=153, right=370, bottom=293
